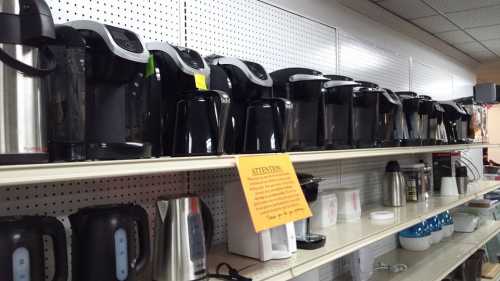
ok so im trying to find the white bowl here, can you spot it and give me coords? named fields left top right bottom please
left=399, top=236, right=432, bottom=251
left=431, top=229, right=444, bottom=244
left=442, top=224, right=454, bottom=238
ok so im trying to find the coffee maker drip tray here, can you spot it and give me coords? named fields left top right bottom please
left=297, top=233, right=326, bottom=250
left=87, top=142, right=152, bottom=160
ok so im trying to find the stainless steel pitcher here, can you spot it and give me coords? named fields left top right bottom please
left=383, top=161, right=407, bottom=207
left=153, top=195, right=212, bottom=281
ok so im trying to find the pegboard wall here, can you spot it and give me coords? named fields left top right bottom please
left=183, top=0, right=337, bottom=73
left=411, top=60, right=454, bottom=100
left=338, top=32, right=410, bottom=92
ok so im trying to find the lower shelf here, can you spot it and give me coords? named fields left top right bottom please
left=208, top=181, right=500, bottom=281
left=371, top=221, right=500, bottom=281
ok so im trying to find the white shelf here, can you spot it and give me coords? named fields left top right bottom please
left=483, top=270, right=500, bottom=281
left=0, top=143, right=495, bottom=186
left=207, top=181, right=500, bottom=281
left=371, top=221, right=500, bottom=281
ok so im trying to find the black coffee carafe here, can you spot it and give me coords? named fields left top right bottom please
left=147, top=43, right=230, bottom=156
left=322, top=75, right=359, bottom=149
left=271, top=68, right=329, bottom=151
left=419, top=95, right=435, bottom=145
left=440, top=101, right=468, bottom=144
left=396, top=91, right=423, bottom=146
left=208, top=56, right=292, bottom=154
left=378, top=89, right=403, bottom=147
left=173, top=90, right=230, bottom=156
left=352, top=81, right=381, bottom=148
left=69, top=204, right=150, bottom=281
left=0, top=216, right=68, bottom=281
left=65, top=20, right=152, bottom=160
left=45, top=25, right=86, bottom=162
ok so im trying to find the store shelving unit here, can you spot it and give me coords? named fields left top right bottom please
left=371, top=221, right=500, bottom=281
left=0, top=143, right=495, bottom=187
left=207, top=181, right=500, bottom=281
left=483, top=270, right=500, bottom=281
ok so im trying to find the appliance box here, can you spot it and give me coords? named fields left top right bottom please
left=432, top=152, right=461, bottom=193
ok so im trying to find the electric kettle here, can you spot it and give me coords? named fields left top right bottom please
left=153, top=195, right=214, bottom=281
left=173, top=90, right=230, bottom=156
left=0, top=216, right=68, bottom=281
left=69, top=204, right=151, bottom=281
left=0, top=0, right=57, bottom=164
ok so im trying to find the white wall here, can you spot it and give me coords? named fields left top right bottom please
left=264, top=0, right=477, bottom=99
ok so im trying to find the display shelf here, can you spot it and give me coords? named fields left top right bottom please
left=482, top=269, right=500, bottom=281
left=371, top=221, right=500, bottom=281
left=0, top=143, right=495, bottom=186
left=207, top=181, right=500, bottom=281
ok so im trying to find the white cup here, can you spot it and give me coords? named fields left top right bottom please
left=440, top=177, right=459, bottom=196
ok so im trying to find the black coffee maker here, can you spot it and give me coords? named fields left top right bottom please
left=322, top=75, right=359, bottom=149
left=65, top=20, right=152, bottom=160
left=45, top=25, right=86, bottom=162
left=352, top=81, right=381, bottom=148
left=429, top=101, right=447, bottom=145
left=419, top=95, right=435, bottom=145
left=378, top=88, right=404, bottom=147
left=440, top=101, right=468, bottom=144
left=0, top=216, right=68, bottom=281
left=208, top=56, right=292, bottom=154
left=396, top=92, right=423, bottom=146
left=69, top=204, right=150, bottom=281
left=147, top=43, right=230, bottom=156
left=271, top=68, right=329, bottom=151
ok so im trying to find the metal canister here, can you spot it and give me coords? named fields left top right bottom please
left=383, top=161, right=407, bottom=207
left=401, top=163, right=429, bottom=202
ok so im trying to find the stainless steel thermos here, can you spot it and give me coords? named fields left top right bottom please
left=383, top=161, right=406, bottom=207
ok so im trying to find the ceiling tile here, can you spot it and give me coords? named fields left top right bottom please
left=467, top=25, right=500, bottom=41
left=447, top=5, right=500, bottom=29
left=412, top=15, right=458, bottom=33
left=425, top=0, right=500, bottom=13
left=435, top=30, right=474, bottom=44
left=482, top=38, right=500, bottom=52
left=379, top=0, right=436, bottom=19
left=454, top=41, right=489, bottom=52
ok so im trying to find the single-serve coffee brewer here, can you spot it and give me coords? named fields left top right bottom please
left=147, top=43, right=230, bottom=157
left=64, top=20, right=152, bottom=160
left=208, top=56, right=292, bottom=154
left=352, top=81, right=381, bottom=148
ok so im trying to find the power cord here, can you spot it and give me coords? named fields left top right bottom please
left=208, top=263, right=253, bottom=281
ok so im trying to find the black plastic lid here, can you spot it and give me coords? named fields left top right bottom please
left=396, top=91, right=418, bottom=97
left=53, top=25, right=86, bottom=47
left=456, top=166, right=468, bottom=177
left=324, top=74, right=353, bottom=81
left=386, top=161, right=401, bottom=172
left=270, top=67, right=323, bottom=83
left=355, top=80, right=379, bottom=88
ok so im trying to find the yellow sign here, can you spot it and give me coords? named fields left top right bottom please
left=194, top=73, right=208, bottom=90
left=236, top=154, right=312, bottom=232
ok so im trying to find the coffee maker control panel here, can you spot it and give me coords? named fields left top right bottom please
left=106, top=25, right=144, bottom=53
left=174, top=46, right=205, bottom=70
left=244, top=61, right=268, bottom=80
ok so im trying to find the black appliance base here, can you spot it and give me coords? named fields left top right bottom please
left=0, top=153, right=48, bottom=165
left=87, top=142, right=152, bottom=160
left=379, top=140, right=401, bottom=148
left=402, top=140, right=423, bottom=147
left=171, top=151, right=224, bottom=157
left=325, top=143, right=352, bottom=150
left=49, top=142, right=86, bottom=162
left=297, top=234, right=326, bottom=250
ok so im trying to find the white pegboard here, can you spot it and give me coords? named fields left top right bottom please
left=184, top=0, right=337, bottom=73
left=411, top=60, right=454, bottom=100
left=45, top=0, right=181, bottom=43
left=338, top=32, right=410, bottom=92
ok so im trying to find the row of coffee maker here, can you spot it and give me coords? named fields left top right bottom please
left=0, top=7, right=487, bottom=164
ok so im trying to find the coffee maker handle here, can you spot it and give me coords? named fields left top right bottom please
left=0, top=46, right=56, bottom=77
left=264, top=97, right=293, bottom=151
left=129, top=205, right=151, bottom=274
left=200, top=199, right=214, bottom=251
left=39, top=217, right=69, bottom=281
left=206, top=90, right=231, bottom=154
